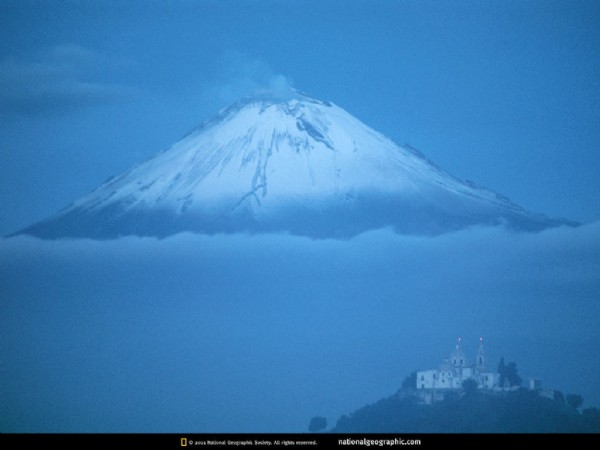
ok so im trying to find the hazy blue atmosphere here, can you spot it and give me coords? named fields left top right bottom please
left=1, top=0, right=600, bottom=234
left=2, top=226, right=600, bottom=431
left=1, top=0, right=600, bottom=433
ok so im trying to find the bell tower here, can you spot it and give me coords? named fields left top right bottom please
left=476, top=337, right=485, bottom=371
left=451, top=337, right=467, bottom=367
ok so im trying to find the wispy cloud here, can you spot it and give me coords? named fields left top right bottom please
left=0, top=44, right=132, bottom=115
left=206, top=51, right=295, bottom=105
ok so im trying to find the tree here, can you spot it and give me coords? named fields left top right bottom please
left=505, top=362, right=522, bottom=387
left=401, top=372, right=417, bottom=391
left=566, top=394, right=583, bottom=410
left=462, top=378, right=478, bottom=396
left=554, top=390, right=565, bottom=404
left=498, top=358, right=521, bottom=387
left=308, top=416, right=327, bottom=432
left=582, top=408, right=600, bottom=430
left=498, top=357, right=506, bottom=387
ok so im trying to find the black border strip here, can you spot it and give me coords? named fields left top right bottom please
left=1, top=433, right=599, bottom=448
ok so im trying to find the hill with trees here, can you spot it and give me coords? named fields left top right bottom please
left=331, top=385, right=600, bottom=433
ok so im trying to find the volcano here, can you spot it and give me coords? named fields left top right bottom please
left=17, top=90, right=573, bottom=239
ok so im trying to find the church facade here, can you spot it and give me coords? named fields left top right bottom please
left=416, top=338, right=499, bottom=394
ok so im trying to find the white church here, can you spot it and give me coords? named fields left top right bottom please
left=416, top=338, right=500, bottom=402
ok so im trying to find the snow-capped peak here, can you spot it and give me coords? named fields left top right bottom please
left=17, top=91, right=574, bottom=239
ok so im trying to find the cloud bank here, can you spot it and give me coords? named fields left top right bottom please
left=1, top=223, right=599, bottom=432
left=0, top=45, right=132, bottom=115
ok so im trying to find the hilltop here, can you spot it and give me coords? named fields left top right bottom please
left=331, top=387, right=600, bottom=433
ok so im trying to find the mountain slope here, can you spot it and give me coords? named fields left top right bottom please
left=17, top=91, right=573, bottom=239
left=332, top=388, right=600, bottom=433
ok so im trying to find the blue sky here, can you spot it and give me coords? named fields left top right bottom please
left=2, top=1, right=600, bottom=433
left=1, top=0, right=599, bottom=235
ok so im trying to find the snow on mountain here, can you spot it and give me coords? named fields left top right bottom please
left=16, top=90, right=574, bottom=239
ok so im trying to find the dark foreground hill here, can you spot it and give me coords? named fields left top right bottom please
left=332, top=388, right=600, bottom=433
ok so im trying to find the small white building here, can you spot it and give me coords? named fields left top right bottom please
left=416, top=338, right=499, bottom=400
